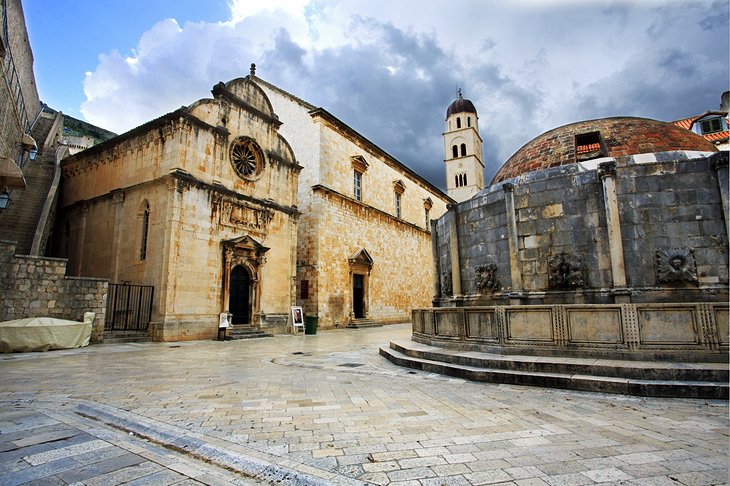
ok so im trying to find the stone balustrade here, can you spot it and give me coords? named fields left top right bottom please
left=412, top=302, right=728, bottom=361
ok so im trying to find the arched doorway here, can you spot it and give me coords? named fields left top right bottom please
left=229, top=265, right=251, bottom=324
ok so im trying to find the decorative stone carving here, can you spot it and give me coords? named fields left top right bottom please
left=548, top=252, right=584, bottom=289
left=220, top=202, right=270, bottom=233
left=598, top=160, right=617, bottom=178
left=441, top=272, right=453, bottom=296
left=656, top=247, right=698, bottom=283
left=474, top=263, right=499, bottom=293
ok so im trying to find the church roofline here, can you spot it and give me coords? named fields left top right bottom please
left=309, top=107, right=454, bottom=204
left=61, top=107, right=229, bottom=166
left=251, top=73, right=452, bottom=203
left=249, top=75, right=317, bottom=111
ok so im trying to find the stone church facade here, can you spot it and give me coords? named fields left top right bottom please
left=57, top=78, right=300, bottom=341
left=253, top=71, right=451, bottom=329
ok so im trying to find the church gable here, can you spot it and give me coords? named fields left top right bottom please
left=221, top=75, right=277, bottom=123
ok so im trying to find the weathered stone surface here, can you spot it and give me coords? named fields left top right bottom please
left=434, top=152, right=728, bottom=306
left=412, top=302, right=728, bottom=361
left=0, top=240, right=108, bottom=342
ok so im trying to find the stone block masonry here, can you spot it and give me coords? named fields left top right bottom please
left=434, top=151, right=729, bottom=306
left=0, top=240, right=107, bottom=343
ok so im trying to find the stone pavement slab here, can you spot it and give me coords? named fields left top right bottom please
left=0, top=324, right=727, bottom=485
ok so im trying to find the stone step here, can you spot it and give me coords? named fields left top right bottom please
left=347, top=319, right=382, bottom=329
left=225, top=325, right=272, bottom=340
left=380, top=341, right=729, bottom=399
left=102, top=331, right=151, bottom=344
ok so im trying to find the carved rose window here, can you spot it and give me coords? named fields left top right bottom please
left=230, top=137, right=264, bottom=180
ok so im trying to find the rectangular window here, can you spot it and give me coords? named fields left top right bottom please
left=395, top=192, right=402, bottom=218
left=425, top=208, right=430, bottom=228
left=700, top=118, right=723, bottom=134
left=354, top=170, right=362, bottom=201
left=575, top=131, right=606, bottom=161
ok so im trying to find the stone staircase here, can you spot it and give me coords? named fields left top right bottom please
left=225, top=324, right=272, bottom=340
left=0, top=113, right=57, bottom=254
left=347, top=319, right=382, bottom=329
left=380, top=339, right=729, bottom=399
left=102, top=330, right=151, bottom=344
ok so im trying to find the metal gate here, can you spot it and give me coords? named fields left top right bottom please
left=105, top=283, right=154, bottom=331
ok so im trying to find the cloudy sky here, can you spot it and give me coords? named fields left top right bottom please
left=23, top=0, right=729, bottom=188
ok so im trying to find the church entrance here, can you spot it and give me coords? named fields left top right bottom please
left=353, top=274, right=365, bottom=318
left=229, top=265, right=251, bottom=324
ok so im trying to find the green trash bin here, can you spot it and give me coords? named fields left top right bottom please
left=305, top=315, right=318, bottom=335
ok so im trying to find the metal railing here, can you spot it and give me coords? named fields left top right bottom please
left=105, top=283, right=154, bottom=331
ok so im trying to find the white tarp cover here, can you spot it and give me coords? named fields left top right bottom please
left=0, top=316, right=92, bottom=352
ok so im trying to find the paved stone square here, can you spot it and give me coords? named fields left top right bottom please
left=0, top=324, right=727, bottom=485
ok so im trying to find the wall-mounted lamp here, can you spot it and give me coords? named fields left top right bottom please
left=21, top=133, right=38, bottom=164
left=0, top=189, right=10, bottom=210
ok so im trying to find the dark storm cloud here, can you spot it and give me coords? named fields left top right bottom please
left=81, top=0, right=729, bottom=192
left=260, top=18, right=463, bottom=189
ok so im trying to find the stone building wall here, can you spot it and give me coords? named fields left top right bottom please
left=308, top=187, right=437, bottom=327
left=0, top=240, right=107, bottom=343
left=56, top=78, right=300, bottom=341
left=435, top=151, right=729, bottom=306
left=0, top=0, right=42, bottom=168
left=315, top=113, right=447, bottom=227
left=256, top=77, right=451, bottom=328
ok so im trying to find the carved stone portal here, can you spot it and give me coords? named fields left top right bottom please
left=548, top=252, right=584, bottom=289
left=474, top=263, right=499, bottom=293
left=656, top=247, right=698, bottom=283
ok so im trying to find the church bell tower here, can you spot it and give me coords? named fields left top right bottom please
left=444, top=90, right=484, bottom=202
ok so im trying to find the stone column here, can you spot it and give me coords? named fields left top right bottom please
left=110, top=190, right=124, bottom=282
left=503, top=183, right=523, bottom=303
left=430, top=218, right=441, bottom=303
left=447, top=203, right=462, bottom=297
left=598, top=161, right=630, bottom=303
left=74, top=204, right=88, bottom=277
left=711, top=152, right=729, bottom=238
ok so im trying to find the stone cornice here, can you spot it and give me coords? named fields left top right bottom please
left=311, top=184, right=430, bottom=235
left=61, top=109, right=229, bottom=171
left=211, top=82, right=283, bottom=129
left=62, top=171, right=300, bottom=218
left=266, top=149, right=303, bottom=173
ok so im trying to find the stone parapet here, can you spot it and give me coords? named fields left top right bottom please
left=0, top=240, right=108, bottom=343
left=412, top=302, right=728, bottom=362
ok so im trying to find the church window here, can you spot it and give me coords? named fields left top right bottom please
left=467, top=117, right=471, bottom=127
left=457, top=117, right=462, bottom=129
left=393, top=180, right=405, bottom=218
left=460, top=143, right=467, bottom=156
left=139, top=201, right=150, bottom=261
left=230, top=137, right=264, bottom=180
left=455, top=173, right=468, bottom=188
left=354, top=170, right=363, bottom=201
left=452, top=145, right=458, bottom=158
left=423, top=197, right=433, bottom=228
